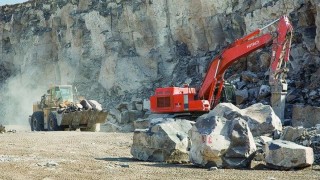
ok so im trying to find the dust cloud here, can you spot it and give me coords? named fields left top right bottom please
left=0, top=67, right=47, bottom=125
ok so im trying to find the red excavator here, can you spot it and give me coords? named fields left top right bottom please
left=150, top=15, right=293, bottom=120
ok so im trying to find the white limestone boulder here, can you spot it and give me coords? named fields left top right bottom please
left=264, top=140, right=314, bottom=170
left=242, top=103, right=282, bottom=136
left=189, top=114, right=256, bottom=168
left=212, top=103, right=282, bottom=137
left=131, top=119, right=192, bottom=163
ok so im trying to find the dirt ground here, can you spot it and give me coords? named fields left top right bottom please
left=0, top=125, right=320, bottom=180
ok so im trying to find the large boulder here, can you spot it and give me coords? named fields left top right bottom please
left=242, top=103, right=282, bottom=136
left=211, top=103, right=282, bottom=137
left=189, top=114, right=256, bottom=168
left=131, top=119, right=193, bottom=163
left=223, top=118, right=257, bottom=168
left=210, top=103, right=240, bottom=118
left=264, top=140, right=314, bottom=170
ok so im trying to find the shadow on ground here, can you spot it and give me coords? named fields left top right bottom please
left=95, top=157, right=135, bottom=162
left=95, top=156, right=199, bottom=169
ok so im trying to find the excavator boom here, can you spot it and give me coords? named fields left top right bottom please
left=150, top=15, right=293, bottom=119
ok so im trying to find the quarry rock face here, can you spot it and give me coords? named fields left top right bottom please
left=131, top=119, right=192, bottom=163
left=189, top=115, right=256, bottom=168
left=0, top=0, right=319, bottom=128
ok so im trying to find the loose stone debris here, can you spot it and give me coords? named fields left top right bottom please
left=37, top=161, right=59, bottom=168
left=0, top=125, right=6, bottom=133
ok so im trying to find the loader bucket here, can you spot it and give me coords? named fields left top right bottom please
left=60, top=110, right=108, bottom=127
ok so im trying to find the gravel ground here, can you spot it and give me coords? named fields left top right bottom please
left=0, top=125, right=320, bottom=180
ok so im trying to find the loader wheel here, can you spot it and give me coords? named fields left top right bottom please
left=31, top=111, right=44, bottom=131
left=48, top=112, right=59, bottom=131
left=87, top=123, right=101, bottom=132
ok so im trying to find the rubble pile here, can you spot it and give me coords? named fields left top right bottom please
left=127, top=101, right=318, bottom=171
left=234, top=71, right=271, bottom=108
left=102, top=101, right=146, bottom=132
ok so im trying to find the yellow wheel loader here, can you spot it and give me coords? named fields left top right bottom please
left=29, top=85, right=107, bottom=131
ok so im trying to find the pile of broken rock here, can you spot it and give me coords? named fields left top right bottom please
left=131, top=103, right=315, bottom=170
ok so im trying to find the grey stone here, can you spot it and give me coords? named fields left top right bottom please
left=119, top=163, right=129, bottom=168
left=242, top=103, right=282, bottom=137
left=259, top=136, right=273, bottom=144
left=236, top=81, right=247, bottom=89
left=292, top=105, right=320, bottom=128
left=309, top=90, right=318, bottom=99
left=107, top=108, right=121, bottom=124
left=280, top=126, right=306, bottom=142
left=133, top=118, right=150, bottom=129
left=37, top=161, right=59, bottom=167
left=273, top=129, right=282, bottom=140
left=131, top=119, right=192, bottom=163
left=223, top=118, right=257, bottom=168
left=133, top=117, right=174, bottom=130
left=242, top=71, right=259, bottom=83
left=119, top=110, right=140, bottom=124
left=88, top=100, right=103, bottom=111
left=212, top=103, right=282, bottom=137
left=189, top=114, right=256, bottom=168
left=248, top=88, right=260, bottom=100
left=235, top=89, right=249, bottom=105
left=264, top=140, right=314, bottom=170
left=258, top=85, right=271, bottom=99
left=210, top=103, right=240, bottom=117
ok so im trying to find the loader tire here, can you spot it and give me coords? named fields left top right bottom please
left=31, top=111, right=44, bottom=131
left=48, top=112, right=60, bottom=131
left=87, top=123, right=100, bottom=132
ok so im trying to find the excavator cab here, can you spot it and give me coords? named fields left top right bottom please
left=150, top=83, right=236, bottom=114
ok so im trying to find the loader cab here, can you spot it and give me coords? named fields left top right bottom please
left=46, top=85, right=74, bottom=106
left=53, top=85, right=74, bottom=103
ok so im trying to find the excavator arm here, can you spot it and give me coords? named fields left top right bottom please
left=198, top=16, right=293, bottom=114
